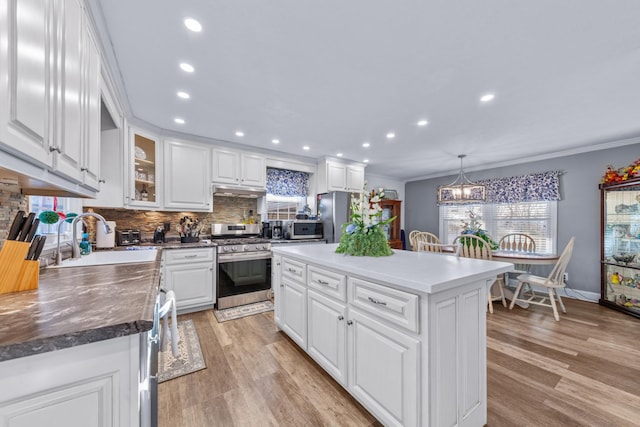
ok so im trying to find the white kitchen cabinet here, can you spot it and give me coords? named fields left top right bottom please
left=307, top=289, right=347, bottom=386
left=163, top=139, right=211, bottom=211
left=126, top=127, right=161, bottom=208
left=0, top=0, right=102, bottom=196
left=0, top=0, right=54, bottom=167
left=212, top=148, right=266, bottom=188
left=162, top=248, right=216, bottom=313
left=281, top=277, right=307, bottom=350
left=317, top=158, right=365, bottom=193
left=0, top=334, right=139, bottom=427
left=272, top=255, right=282, bottom=326
left=348, top=308, right=419, bottom=427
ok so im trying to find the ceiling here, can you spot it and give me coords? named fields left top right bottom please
left=90, top=0, right=640, bottom=181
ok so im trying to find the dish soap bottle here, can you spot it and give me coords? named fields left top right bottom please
left=79, top=233, right=91, bottom=255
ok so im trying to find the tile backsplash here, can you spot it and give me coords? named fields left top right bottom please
left=85, top=197, right=259, bottom=241
left=0, top=184, right=28, bottom=246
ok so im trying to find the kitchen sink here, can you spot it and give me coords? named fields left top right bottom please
left=52, top=248, right=158, bottom=268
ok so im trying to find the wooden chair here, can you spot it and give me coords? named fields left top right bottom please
left=509, top=237, right=575, bottom=321
left=410, top=231, right=440, bottom=251
left=453, top=234, right=506, bottom=313
left=498, top=233, right=536, bottom=288
left=418, top=241, right=460, bottom=255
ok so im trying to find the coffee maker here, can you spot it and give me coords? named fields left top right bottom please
left=154, top=222, right=171, bottom=243
left=271, top=220, right=283, bottom=239
left=261, top=222, right=272, bottom=239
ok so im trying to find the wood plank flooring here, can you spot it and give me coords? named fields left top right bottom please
left=159, top=299, right=640, bottom=426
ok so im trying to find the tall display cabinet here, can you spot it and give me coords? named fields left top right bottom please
left=600, top=177, right=640, bottom=319
left=379, top=199, right=402, bottom=250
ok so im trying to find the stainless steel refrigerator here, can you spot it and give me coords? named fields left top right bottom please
left=317, top=191, right=353, bottom=243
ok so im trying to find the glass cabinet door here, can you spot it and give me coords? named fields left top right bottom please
left=128, top=128, right=160, bottom=208
left=601, top=180, right=640, bottom=317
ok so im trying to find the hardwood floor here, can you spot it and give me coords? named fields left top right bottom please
left=159, top=299, right=640, bottom=426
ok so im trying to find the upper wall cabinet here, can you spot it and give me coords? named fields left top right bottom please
left=317, top=158, right=365, bottom=194
left=164, top=139, right=212, bottom=211
left=212, top=148, right=266, bottom=189
left=0, top=0, right=102, bottom=194
left=127, top=127, right=161, bottom=208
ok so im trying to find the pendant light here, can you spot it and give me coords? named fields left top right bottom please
left=437, top=154, right=486, bottom=204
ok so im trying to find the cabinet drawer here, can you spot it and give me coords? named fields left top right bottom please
left=282, top=258, right=306, bottom=283
left=308, top=265, right=346, bottom=302
left=164, top=248, right=214, bottom=265
left=349, top=277, right=419, bottom=333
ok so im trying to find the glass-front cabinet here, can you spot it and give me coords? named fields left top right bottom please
left=600, top=177, right=640, bottom=319
left=128, top=128, right=160, bottom=208
left=379, top=199, right=402, bottom=250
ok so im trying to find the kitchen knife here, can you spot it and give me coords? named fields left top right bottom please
left=23, top=218, right=40, bottom=242
left=25, top=236, right=39, bottom=260
left=7, top=210, right=25, bottom=240
left=16, top=212, right=35, bottom=242
left=32, top=235, right=47, bottom=260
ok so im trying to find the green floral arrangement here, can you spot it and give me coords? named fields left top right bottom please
left=335, top=184, right=396, bottom=257
left=459, top=210, right=498, bottom=250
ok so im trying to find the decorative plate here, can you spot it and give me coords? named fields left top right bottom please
left=135, top=146, right=146, bottom=160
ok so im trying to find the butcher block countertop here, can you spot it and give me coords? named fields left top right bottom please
left=0, top=251, right=161, bottom=362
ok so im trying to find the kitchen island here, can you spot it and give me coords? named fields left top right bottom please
left=0, top=253, right=161, bottom=426
left=271, top=244, right=513, bottom=427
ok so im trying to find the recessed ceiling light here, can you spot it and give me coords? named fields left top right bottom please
left=386, top=132, right=395, bottom=139
left=363, top=159, right=369, bottom=163
left=174, top=118, right=185, bottom=124
left=480, top=93, right=495, bottom=102
left=184, top=18, right=202, bottom=32
left=336, top=153, right=343, bottom=157
left=180, top=63, right=194, bottom=73
left=362, top=142, right=370, bottom=148
left=177, top=91, right=190, bottom=99
left=272, top=139, right=280, bottom=144
left=417, top=120, right=428, bottom=126
left=235, top=131, right=244, bottom=137
left=303, top=146, right=310, bottom=151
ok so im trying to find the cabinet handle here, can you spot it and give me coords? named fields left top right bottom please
left=49, top=146, right=61, bottom=153
left=280, top=283, right=284, bottom=288
left=80, top=167, right=88, bottom=172
left=347, top=320, right=353, bottom=325
left=338, top=315, right=344, bottom=321
left=184, top=254, right=198, bottom=258
left=317, top=279, right=329, bottom=285
left=288, top=268, right=296, bottom=273
left=99, top=179, right=106, bottom=183
left=368, top=297, right=387, bottom=306
left=276, top=262, right=281, bottom=266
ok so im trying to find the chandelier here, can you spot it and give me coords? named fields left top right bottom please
left=437, top=154, right=486, bottom=204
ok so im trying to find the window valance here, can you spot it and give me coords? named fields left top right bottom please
left=267, top=168, right=309, bottom=197
left=478, top=171, right=562, bottom=204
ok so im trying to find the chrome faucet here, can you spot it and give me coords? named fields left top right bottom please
left=55, top=213, right=112, bottom=264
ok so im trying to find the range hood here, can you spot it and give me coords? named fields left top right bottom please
left=212, top=184, right=267, bottom=198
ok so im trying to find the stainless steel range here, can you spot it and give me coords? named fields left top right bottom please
left=212, top=224, right=272, bottom=309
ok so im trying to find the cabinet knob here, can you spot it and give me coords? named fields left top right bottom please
left=346, top=320, right=353, bottom=325
left=338, top=315, right=344, bottom=321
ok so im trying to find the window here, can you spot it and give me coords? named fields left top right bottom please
left=265, top=168, right=310, bottom=220
left=439, top=201, right=557, bottom=253
left=28, top=196, right=83, bottom=246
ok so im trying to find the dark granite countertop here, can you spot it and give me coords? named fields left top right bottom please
left=0, top=251, right=162, bottom=362
left=269, top=238, right=327, bottom=244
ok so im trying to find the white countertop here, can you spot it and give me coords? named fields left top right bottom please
left=272, top=243, right=513, bottom=294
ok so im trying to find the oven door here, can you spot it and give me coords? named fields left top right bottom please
left=217, top=251, right=272, bottom=309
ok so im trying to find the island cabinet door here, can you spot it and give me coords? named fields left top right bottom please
left=281, top=278, right=307, bottom=349
left=307, top=289, right=347, bottom=386
left=347, top=309, right=420, bottom=427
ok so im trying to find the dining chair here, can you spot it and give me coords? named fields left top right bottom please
left=410, top=231, right=440, bottom=251
left=498, top=233, right=536, bottom=287
left=418, top=241, right=460, bottom=255
left=508, top=237, right=575, bottom=321
left=453, top=234, right=506, bottom=313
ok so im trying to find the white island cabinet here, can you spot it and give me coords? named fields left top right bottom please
left=271, top=244, right=512, bottom=427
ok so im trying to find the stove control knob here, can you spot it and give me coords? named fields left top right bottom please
left=262, top=245, right=269, bottom=250
left=243, top=246, right=250, bottom=251
left=231, top=246, right=238, bottom=252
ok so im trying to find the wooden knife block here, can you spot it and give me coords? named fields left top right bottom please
left=0, top=240, right=39, bottom=294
